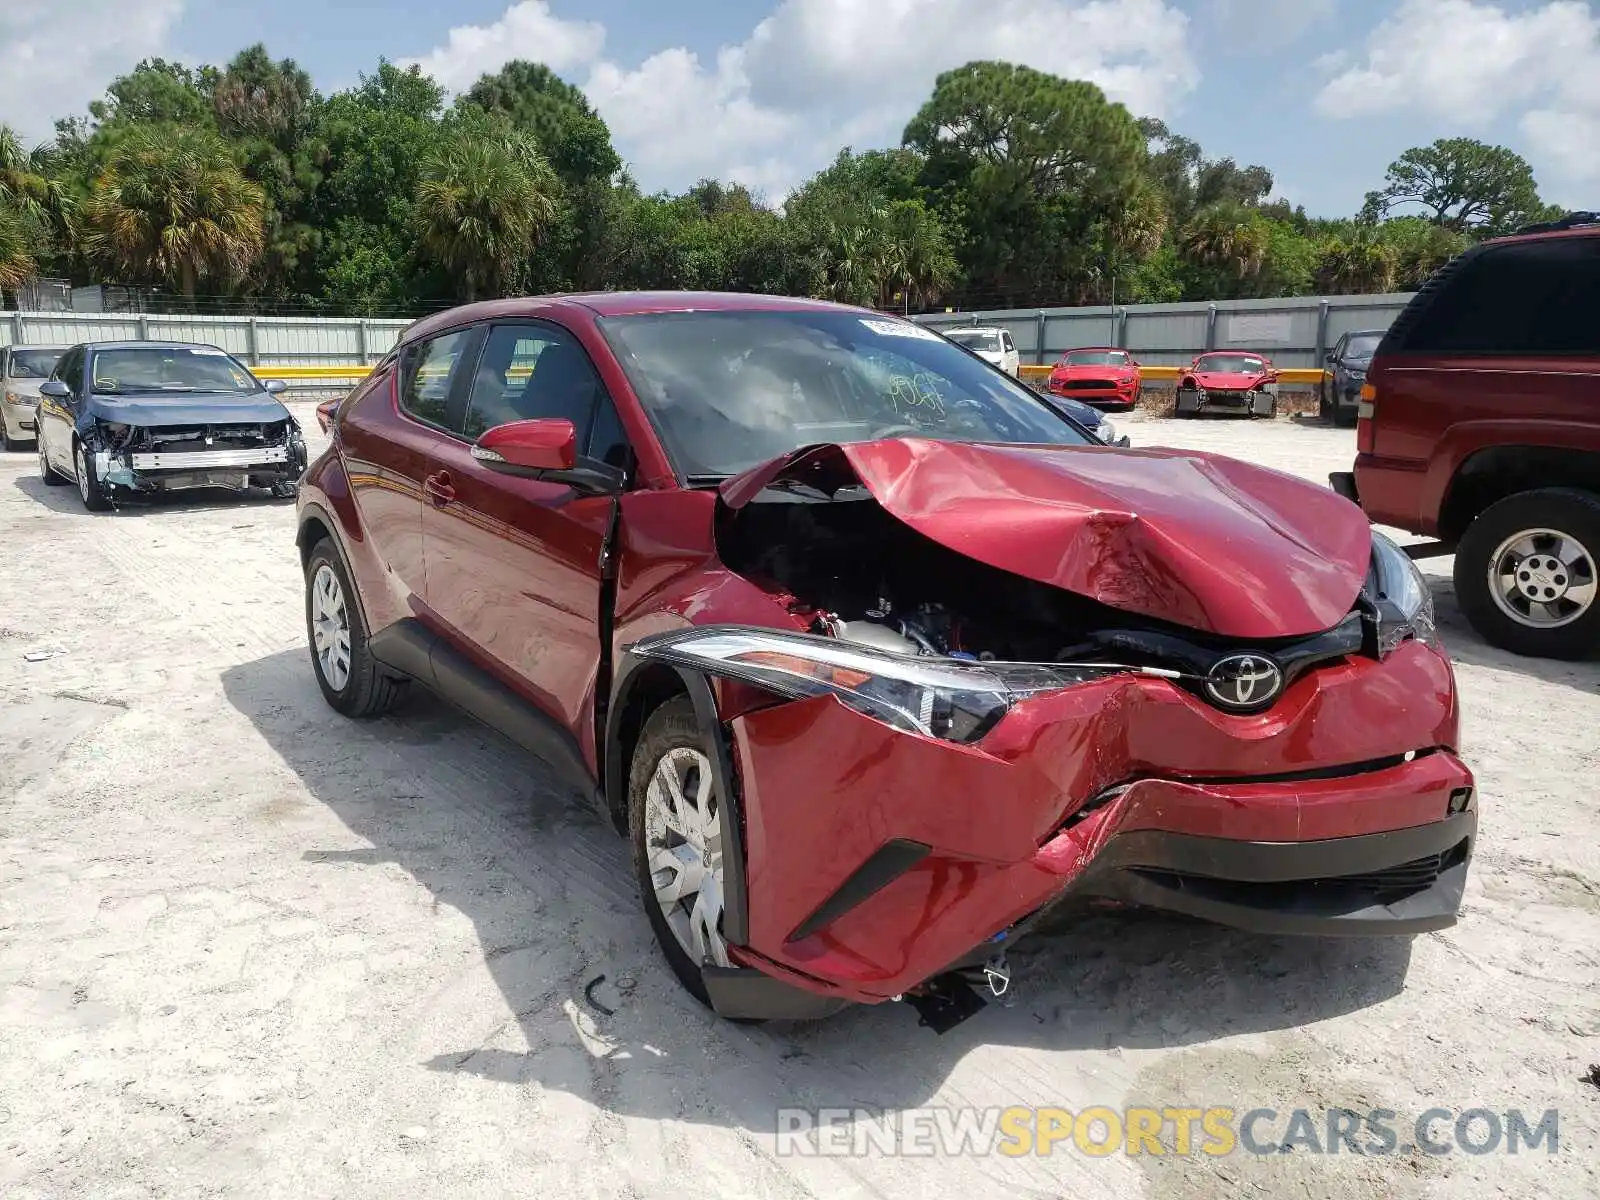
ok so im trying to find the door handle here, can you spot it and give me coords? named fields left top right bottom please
left=424, top=471, right=456, bottom=505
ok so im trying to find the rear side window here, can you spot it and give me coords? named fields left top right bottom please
left=400, top=330, right=472, bottom=428
left=1393, top=237, right=1600, bottom=357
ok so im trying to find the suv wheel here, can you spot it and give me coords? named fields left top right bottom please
left=1455, top=488, right=1600, bottom=659
left=303, top=541, right=409, bottom=716
left=629, top=696, right=731, bottom=1007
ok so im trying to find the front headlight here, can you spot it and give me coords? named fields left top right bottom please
left=628, top=626, right=1113, bottom=744
left=1369, top=531, right=1437, bottom=652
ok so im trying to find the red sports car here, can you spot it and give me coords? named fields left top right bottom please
left=1047, top=347, right=1142, bottom=409
left=1176, top=351, right=1280, bottom=418
left=296, top=292, right=1474, bottom=1028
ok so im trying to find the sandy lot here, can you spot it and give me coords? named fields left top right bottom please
left=1, top=407, right=1596, bottom=1199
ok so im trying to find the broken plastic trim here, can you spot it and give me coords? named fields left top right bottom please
left=626, top=625, right=1119, bottom=744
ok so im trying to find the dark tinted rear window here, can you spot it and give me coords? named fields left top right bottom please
left=1392, top=236, right=1600, bottom=357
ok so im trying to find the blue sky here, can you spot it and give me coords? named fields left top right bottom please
left=5, top=0, right=1597, bottom=215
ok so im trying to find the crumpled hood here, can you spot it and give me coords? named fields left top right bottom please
left=721, top=438, right=1373, bottom=639
left=1190, top=371, right=1265, bottom=389
left=85, top=390, right=292, bottom=427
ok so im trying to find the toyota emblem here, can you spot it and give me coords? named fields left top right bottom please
left=1203, top=654, right=1284, bottom=712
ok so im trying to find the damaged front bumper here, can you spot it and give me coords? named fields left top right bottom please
left=87, top=431, right=306, bottom=497
left=627, top=633, right=1473, bottom=1014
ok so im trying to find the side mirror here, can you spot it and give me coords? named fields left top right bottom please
left=38, top=379, right=71, bottom=399
left=263, top=379, right=289, bottom=395
left=472, top=418, right=623, bottom=494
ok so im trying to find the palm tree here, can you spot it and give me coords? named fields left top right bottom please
left=0, top=125, right=72, bottom=237
left=414, top=128, right=560, bottom=301
left=0, top=202, right=38, bottom=292
left=1315, top=235, right=1397, bottom=295
left=1179, top=204, right=1270, bottom=279
left=82, top=127, right=266, bottom=299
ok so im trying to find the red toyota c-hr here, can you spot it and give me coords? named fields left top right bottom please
left=296, top=292, right=1475, bottom=1028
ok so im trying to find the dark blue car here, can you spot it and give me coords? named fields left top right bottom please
left=35, top=341, right=307, bottom=511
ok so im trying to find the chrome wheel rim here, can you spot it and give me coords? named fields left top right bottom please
left=38, top=438, right=48, bottom=479
left=1487, top=526, right=1597, bottom=629
left=644, top=746, right=729, bottom=968
left=310, top=563, right=352, bottom=691
left=75, top=444, right=90, bottom=504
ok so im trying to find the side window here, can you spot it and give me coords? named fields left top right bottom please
left=1401, top=239, right=1600, bottom=356
left=0, top=349, right=8, bottom=377
left=463, top=323, right=608, bottom=444
left=53, top=348, right=83, bottom=391
left=1001, top=331, right=1016, bottom=353
left=399, top=330, right=472, bottom=428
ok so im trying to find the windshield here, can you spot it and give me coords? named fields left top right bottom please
left=90, top=347, right=259, bottom=394
left=1196, top=354, right=1266, bottom=373
left=1345, top=334, right=1382, bottom=359
left=6, top=348, right=65, bottom=379
left=947, top=329, right=1002, bottom=353
left=1063, top=350, right=1130, bottom=366
left=598, top=310, right=1093, bottom=477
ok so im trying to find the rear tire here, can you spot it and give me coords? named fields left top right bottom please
left=1454, top=488, right=1600, bottom=660
left=39, top=437, right=67, bottom=485
left=303, top=540, right=409, bottom=716
left=630, top=695, right=732, bottom=1009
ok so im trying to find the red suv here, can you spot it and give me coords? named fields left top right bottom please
left=298, top=292, right=1475, bottom=1026
left=1331, top=214, right=1600, bottom=659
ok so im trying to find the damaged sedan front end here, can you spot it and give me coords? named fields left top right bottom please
left=38, top=341, right=307, bottom=509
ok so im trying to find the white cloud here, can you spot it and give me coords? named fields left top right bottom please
left=0, top=0, right=184, bottom=144
left=399, top=0, right=605, bottom=93
left=407, top=0, right=1200, bottom=198
left=1313, top=0, right=1600, bottom=195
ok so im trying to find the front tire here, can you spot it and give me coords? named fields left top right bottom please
left=74, top=440, right=111, bottom=511
left=1454, top=488, right=1600, bottom=660
left=303, top=540, right=409, bottom=716
left=630, top=696, right=731, bottom=1008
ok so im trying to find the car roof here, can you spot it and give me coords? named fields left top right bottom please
left=76, top=340, right=228, bottom=352
left=5, top=344, right=71, bottom=353
left=401, top=291, right=875, bottom=347
left=1062, top=346, right=1126, bottom=352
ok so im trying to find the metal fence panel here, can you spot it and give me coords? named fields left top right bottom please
left=0, top=310, right=415, bottom=365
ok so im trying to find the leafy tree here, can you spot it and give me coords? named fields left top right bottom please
left=462, top=62, right=619, bottom=185
left=1315, top=233, right=1397, bottom=295
left=1375, top=216, right=1471, bottom=290
left=415, top=118, right=561, bottom=301
left=0, top=202, right=39, bottom=292
left=88, top=59, right=215, bottom=130
left=82, top=126, right=265, bottom=298
left=0, top=126, right=72, bottom=238
left=1361, top=138, right=1544, bottom=234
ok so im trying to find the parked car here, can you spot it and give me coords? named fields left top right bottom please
left=1, top=345, right=69, bottom=450
left=1321, top=330, right=1386, bottom=427
left=944, top=325, right=1020, bottom=376
left=1175, top=352, right=1279, bottom=418
left=1047, top=347, right=1142, bottom=409
left=297, top=292, right=1474, bottom=1026
left=1331, top=212, right=1600, bottom=659
left=1047, top=391, right=1129, bottom=447
left=35, top=341, right=308, bottom=511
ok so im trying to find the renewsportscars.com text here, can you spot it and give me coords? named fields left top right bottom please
left=774, top=1106, right=1561, bottom=1158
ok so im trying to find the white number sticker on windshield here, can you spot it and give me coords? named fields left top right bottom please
left=860, top=318, right=941, bottom=342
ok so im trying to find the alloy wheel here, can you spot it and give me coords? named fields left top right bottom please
left=310, top=563, right=353, bottom=691
left=644, top=746, right=729, bottom=968
left=75, top=444, right=91, bottom=505
left=1487, top=526, right=1597, bottom=630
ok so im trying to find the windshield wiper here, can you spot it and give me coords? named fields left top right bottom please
left=684, top=473, right=730, bottom=488
left=156, top=384, right=199, bottom=392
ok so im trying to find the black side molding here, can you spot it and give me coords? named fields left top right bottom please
left=787, top=839, right=932, bottom=943
left=370, top=617, right=595, bottom=794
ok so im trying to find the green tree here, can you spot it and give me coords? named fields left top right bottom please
left=88, top=59, right=215, bottom=129
left=82, top=126, right=265, bottom=299
left=1361, top=138, right=1544, bottom=234
left=904, top=62, right=1147, bottom=306
left=0, top=202, right=39, bottom=292
left=1315, top=233, right=1397, bottom=295
left=414, top=119, right=561, bottom=301
left=0, top=125, right=72, bottom=238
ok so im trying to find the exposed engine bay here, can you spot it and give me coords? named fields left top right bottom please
left=714, top=474, right=1389, bottom=714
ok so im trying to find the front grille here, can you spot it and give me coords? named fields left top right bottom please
left=1338, top=844, right=1466, bottom=895
left=1136, top=840, right=1469, bottom=904
left=1203, top=389, right=1251, bottom=403
left=1064, top=378, right=1117, bottom=391
left=132, top=421, right=287, bottom=454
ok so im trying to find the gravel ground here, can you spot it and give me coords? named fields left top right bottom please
left=1, top=407, right=1596, bottom=1200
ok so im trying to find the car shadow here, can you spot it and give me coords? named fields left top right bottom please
left=12, top=472, right=295, bottom=516
left=222, top=647, right=1418, bottom=1131
left=1422, top=571, right=1600, bottom=681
